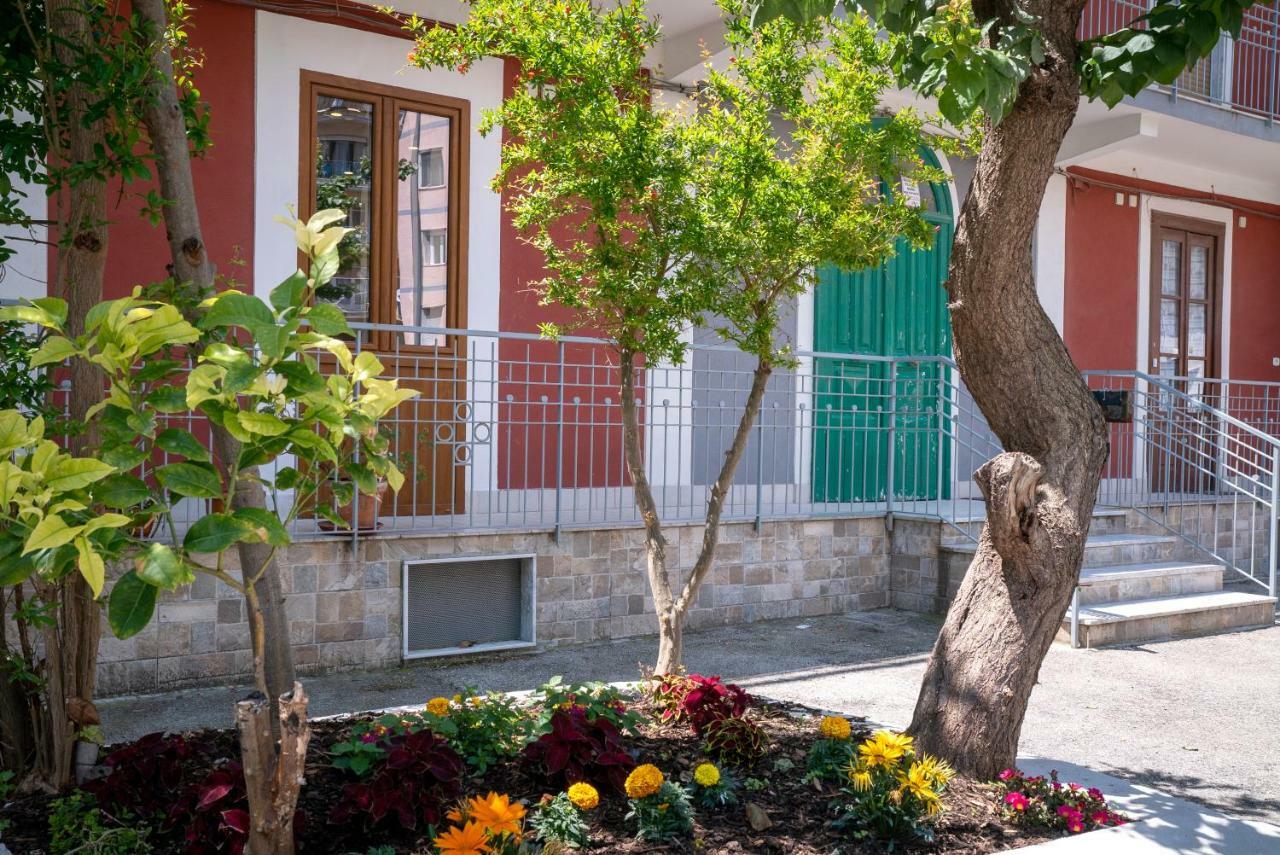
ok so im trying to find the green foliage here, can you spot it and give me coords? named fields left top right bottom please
left=0, top=210, right=416, bottom=644
left=690, top=762, right=740, bottom=809
left=0, top=321, right=63, bottom=429
left=625, top=779, right=696, bottom=843
left=534, top=676, right=643, bottom=736
left=427, top=689, right=539, bottom=774
left=835, top=731, right=953, bottom=844
left=805, top=736, right=857, bottom=784
left=410, top=0, right=934, bottom=367
left=0, top=0, right=209, bottom=263
left=529, top=791, right=591, bottom=849
left=49, top=791, right=152, bottom=855
left=750, top=0, right=1256, bottom=123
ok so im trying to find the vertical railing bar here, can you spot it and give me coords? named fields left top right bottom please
left=553, top=340, right=565, bottom=543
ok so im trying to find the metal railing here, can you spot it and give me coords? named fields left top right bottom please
left=1079, top=0, right=1280, bottom=123
left=116, top=322, right=1277, bottom=602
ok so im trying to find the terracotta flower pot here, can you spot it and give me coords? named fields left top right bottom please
left=316, top=479, right=387, bottom=532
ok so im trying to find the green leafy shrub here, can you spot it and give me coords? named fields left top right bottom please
left=49, top=791, right=151, bottom=855
left=530, top=790, right=592, bottom=849
left=623, top=765, right=694, bottom=843
left=690, top=761, right=738, bottom=809
left=805, top=715, right=857, bottom=784
left=642, top=672, right=696, bottom=726
left=427, top=689, right=538, bottom=774
left=834, top=730, right=953, bottom=844
left=700, top=715, right=768, bottom=766
left=534, top=676, right=643, bottom=735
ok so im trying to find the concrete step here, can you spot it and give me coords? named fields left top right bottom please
left=1076, top=561, right=1223, bottom=605
left=942, top=532, right=1184, bottom=568
left=1059, top=590, right=1277, bottom=648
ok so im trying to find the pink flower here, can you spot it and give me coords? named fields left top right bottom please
left=999, top=768, right=1019, bottom=781
left=1091, top=810, right=1109, bottom=825
left=1057, top=805, right=1075, bottom=817
left=1004, top=792, right=1029, bottom=812
left=360, top=732, right=377, bottom=744
left=1088, top=787, right=1104, bottom=800
left=1068, top=819, right=1085, bottom=833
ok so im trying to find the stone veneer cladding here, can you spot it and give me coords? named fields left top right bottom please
left=94, top=517, right=890, bottom=696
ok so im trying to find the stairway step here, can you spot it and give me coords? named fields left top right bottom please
left=1060, top=591, right=1277, bottom=648
left=943, top=532, right=1183, bottom=567
left=1076, top=561, right=1223, bottom=605
left=943, top=507, right=1128, bottom=541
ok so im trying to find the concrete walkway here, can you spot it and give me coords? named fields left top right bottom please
left=99, top=609, right=1280, bottom=829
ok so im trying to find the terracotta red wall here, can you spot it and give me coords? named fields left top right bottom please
left=1064, top=167, right=1280, bottom=383
left=1062, top=174, right=1141, bottom=372
left=58, top=0, right=256, bottom=299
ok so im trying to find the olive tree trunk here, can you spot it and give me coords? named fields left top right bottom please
left=617, top=348, right=773, bottom=674
left=907, top=0, right=1110, bottom=779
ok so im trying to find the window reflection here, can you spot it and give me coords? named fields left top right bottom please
left=395, top=109, right=451, bottom=346
left=315, top=96, right=374, bottom=322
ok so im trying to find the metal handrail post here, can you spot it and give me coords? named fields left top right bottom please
left=1070, top=586, right=1082, bottom=649
left=753, top=398, right=764, bottom=532
left=351, top=332, right=362, bottom=551
left=1269, top=452, right=1279, bottom=597
left=1270, top=1, right=1280, bottom=125
left=886, top=358, right=897, bottom=522
left=553, top=340, right=565, bottom=543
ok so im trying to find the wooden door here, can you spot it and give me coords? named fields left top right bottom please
left=1148, top=216, right=1222, bottom=495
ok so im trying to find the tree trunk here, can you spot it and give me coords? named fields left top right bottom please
left=38, top=0, right=112, bottom=789
left=907, top=0, right=1109, bottom=779
left=618, top=348, right=773, bottom=675
left=132, top=0, right=295, bottom=706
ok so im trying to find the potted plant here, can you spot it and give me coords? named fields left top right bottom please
left=315, top=471, right=387, bottom=532
left=73, top=725, right=105, bottom=785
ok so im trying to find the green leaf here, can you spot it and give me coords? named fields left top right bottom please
left=81, top=514, right=132, bottom=536
left=238, top=410, right=290, bottom=436
left=108, top=571, right=157, bottom=639
left=232, top=507, right=290, bottom=547
left=0, top=298, right=67, bottom=330
left=155, top=462, right=223, bottom=499
left=275, top=360, right=325, bottom=394
left=74, top=536, right=106, bottom=598
left=274, top=467, right=302, bottom=491
left=303, top=302, right=352, bottom=336
left=0, top=410, right=30, bottom=456
left=183, top=512, right=253, bottom=553
left=199, top=292, right=276, bottom=332
left=44, top=458, right=115, bottom=492
left=136, top=543, right=194, bottom=588
left=750, top=0, right=836, bottom=27
left=29, top=335, right=78, bottom=367
left=93, top=474, right=153, bottom=509
left=270, top=269, right=309, bottom=313
left=146, top=386, right=190, bottom=414
left=22, top=514, right=81, bottom=555
left=155, top=428, right=211, bottom=463
left=0, top=539, right=34, bottom=586
left=101, top=442, right=149, bottom=471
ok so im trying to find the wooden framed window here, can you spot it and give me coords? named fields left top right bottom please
left=300, top=71, right=469, bottom=351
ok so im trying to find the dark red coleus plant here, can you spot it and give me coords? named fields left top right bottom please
left=680, top=675, right=751, bottom=735
left=86, top=732, right=195, bottom=822
left=329, top=729, right=465, bottom=830
left=522, top=705, right=636, bottom=793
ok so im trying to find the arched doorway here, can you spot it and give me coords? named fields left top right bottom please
left=811, top=148, right=955, bottom=504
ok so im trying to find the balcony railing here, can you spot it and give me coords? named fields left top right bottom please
left=114, top=322, right=1278, bottom=598
left=1079, top=0, right=1280, bottom=122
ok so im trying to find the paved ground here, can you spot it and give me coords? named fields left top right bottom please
left=99, top=609, right=1280, bottom=824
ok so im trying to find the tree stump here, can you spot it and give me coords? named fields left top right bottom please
left=235, top=682, right=311, bottom=855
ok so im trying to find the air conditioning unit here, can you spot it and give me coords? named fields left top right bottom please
left=402, top=554, right=536, bottom=659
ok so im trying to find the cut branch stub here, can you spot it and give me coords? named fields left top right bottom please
left=974, top=452, right=1044, bottom=561
left=235, top=681, right=311, bottom=855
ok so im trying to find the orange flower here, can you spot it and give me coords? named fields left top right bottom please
left=468, top=791, right=526, bottom=838
left=434, top=821, right=490, bottom=855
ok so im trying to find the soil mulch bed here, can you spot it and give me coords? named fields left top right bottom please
left=2, top=697, right=1057, bottom=854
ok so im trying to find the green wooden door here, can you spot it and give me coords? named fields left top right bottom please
left=813, top=153, right=954, bottom=504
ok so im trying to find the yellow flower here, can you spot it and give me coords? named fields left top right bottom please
left=625, top=764, right=664, bottom=799
left=452, top=694, right=463, bottom=704
left=426, top=697, right=451, bottom=716
left=468, top=791, right=526, bottom=838
left=913, top=753, right=955, bottom=787
left=848, top=763, right=874, bottom=792
left=819, top=715, right=852, bottom=741
left=693, top=763, right=721, bottom=787
left=567, top=782, right=599, bottom=811
left=858, top=730, right=912, bottom=769
left=434, top=821, right=490, bottom=855
left=897, top=762, right=942, bottom=815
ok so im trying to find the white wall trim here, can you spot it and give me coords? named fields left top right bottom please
left=1035, top=173, right=1068, bottom=335
left=1135, top=194, right=1234, bottom=379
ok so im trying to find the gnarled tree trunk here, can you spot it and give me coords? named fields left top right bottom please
left=907, top=0, right=1110, bottom=779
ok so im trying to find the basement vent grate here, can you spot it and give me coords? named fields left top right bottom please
left=402, top=554, right=536, bottom=658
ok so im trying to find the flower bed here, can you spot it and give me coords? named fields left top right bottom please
left=0, top=679, right=1126, bottom=854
